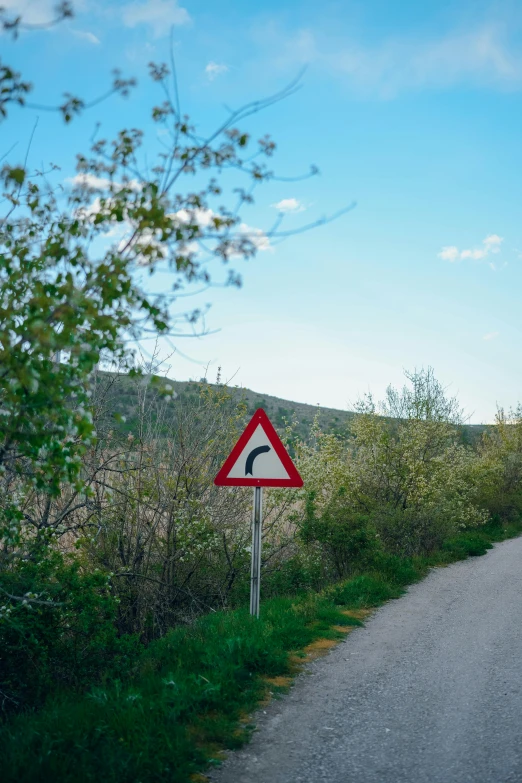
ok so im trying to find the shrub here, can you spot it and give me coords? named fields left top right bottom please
left=0, top=551, right=141, bottom=712
left=299, top=491, right=379, bottom=578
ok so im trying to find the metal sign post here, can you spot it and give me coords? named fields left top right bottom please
left=250, top=486, right=263, bottom=618
left=214, top=409, right=303, bottom=618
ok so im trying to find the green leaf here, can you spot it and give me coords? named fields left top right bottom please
left=7, top=166, right=25, bottom=185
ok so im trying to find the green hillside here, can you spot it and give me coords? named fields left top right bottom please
left=92, top=371, right=489, bottom=445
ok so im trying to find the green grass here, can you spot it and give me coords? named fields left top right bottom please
left=2, top=519, right=521, bottom=783
left=327, top=574, right=404, bottom=608
left=0, top=597, right=357, bottom=783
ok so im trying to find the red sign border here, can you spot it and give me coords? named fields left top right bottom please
left=214, top=408, right=303, bottom=487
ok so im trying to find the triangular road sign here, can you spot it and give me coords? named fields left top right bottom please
left=214, top=408, right=303, bottom=487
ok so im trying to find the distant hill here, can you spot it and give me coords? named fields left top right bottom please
left=93, top=372, right=489, bottom=446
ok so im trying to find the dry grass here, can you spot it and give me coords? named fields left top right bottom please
left=303, top=637, right=339, bottom=660
left=341, top=608, right=372, bottom=620
left=263, top=675, right=293, bottom=688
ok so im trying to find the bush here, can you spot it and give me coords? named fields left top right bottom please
left=442, top=533, right=493, bottom=559
left=299, top=491, right=379, bottom=579
left=0, top=551, right=141, bottom=712
left=261, top=553, right=321, bottom=597
left=371, top=504, right=458, bottom=557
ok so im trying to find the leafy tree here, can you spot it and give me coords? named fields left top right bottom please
left=0, top=4, right=328, bottom=558
left=476, top=405, right=522, bottom=522
left=293, top=369, right=487, bottom=560
left=300, top=490, right=376, bottom=579
left=349, top=369, right=486, bottom=554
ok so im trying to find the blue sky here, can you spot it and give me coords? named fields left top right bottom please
left=5, top=0, right=522, bottom=422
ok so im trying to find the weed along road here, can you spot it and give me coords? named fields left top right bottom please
left=211, top=536, right=522, bottom=783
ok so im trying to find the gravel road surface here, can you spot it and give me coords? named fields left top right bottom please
left=211, top=536, right=522, bottom=783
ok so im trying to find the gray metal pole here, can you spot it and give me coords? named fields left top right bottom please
left=250, top=486, right=263, bottom=618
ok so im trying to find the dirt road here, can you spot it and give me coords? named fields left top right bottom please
left=211, top=537, right=522, bottom=783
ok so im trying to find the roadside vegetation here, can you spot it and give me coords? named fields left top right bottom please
left=1, top=364, right=522, bottom=782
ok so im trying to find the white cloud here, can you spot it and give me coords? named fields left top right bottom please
left=205, top=62, right=229, bottom=81
left=118, top=228, right=168, bottom=264
left=438, top=234, right=504, bottom=264
left=460, top=247, right=488, bottom=260
left=349, top=26, right=522, bottom=96
left=0, top=0, right=56, bottom=26
left=238, top=223, right=271, bottom=253
left=271, top=198, right=306, bottom=213
left=117, top=216, right=271, bottom=266
left=483, top=234, right=503, bottom=252
left=173, top=207, right=216, bottom=228
left=66, top=173, right=111, bottom=190
left=66, top=173, right=142, bottom=191
left=72, top=195, right=271, bottom=264
left=171, top=211, right=271, bottom=256
left=71, top=177, right=142, bottom=227
left=122, top=0, right=190, bottom=38
left=270, top=23, right=522, bottom=97
left=0, top=1, right=91, bottom=31
left=75, top=196, right=104, bottom=220
left=483, top=331, right=500, bottom=341
left=438, top=246, right=460, bottom=262
left=72, top=30, right=100, bottom=45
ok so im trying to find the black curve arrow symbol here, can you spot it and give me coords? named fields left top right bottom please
left=245, top=445, right=271, bottom=476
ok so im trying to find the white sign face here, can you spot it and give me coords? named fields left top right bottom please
left=214, top=408, right=303, bottom=488
left=225, top=424, right=291, bottom=480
